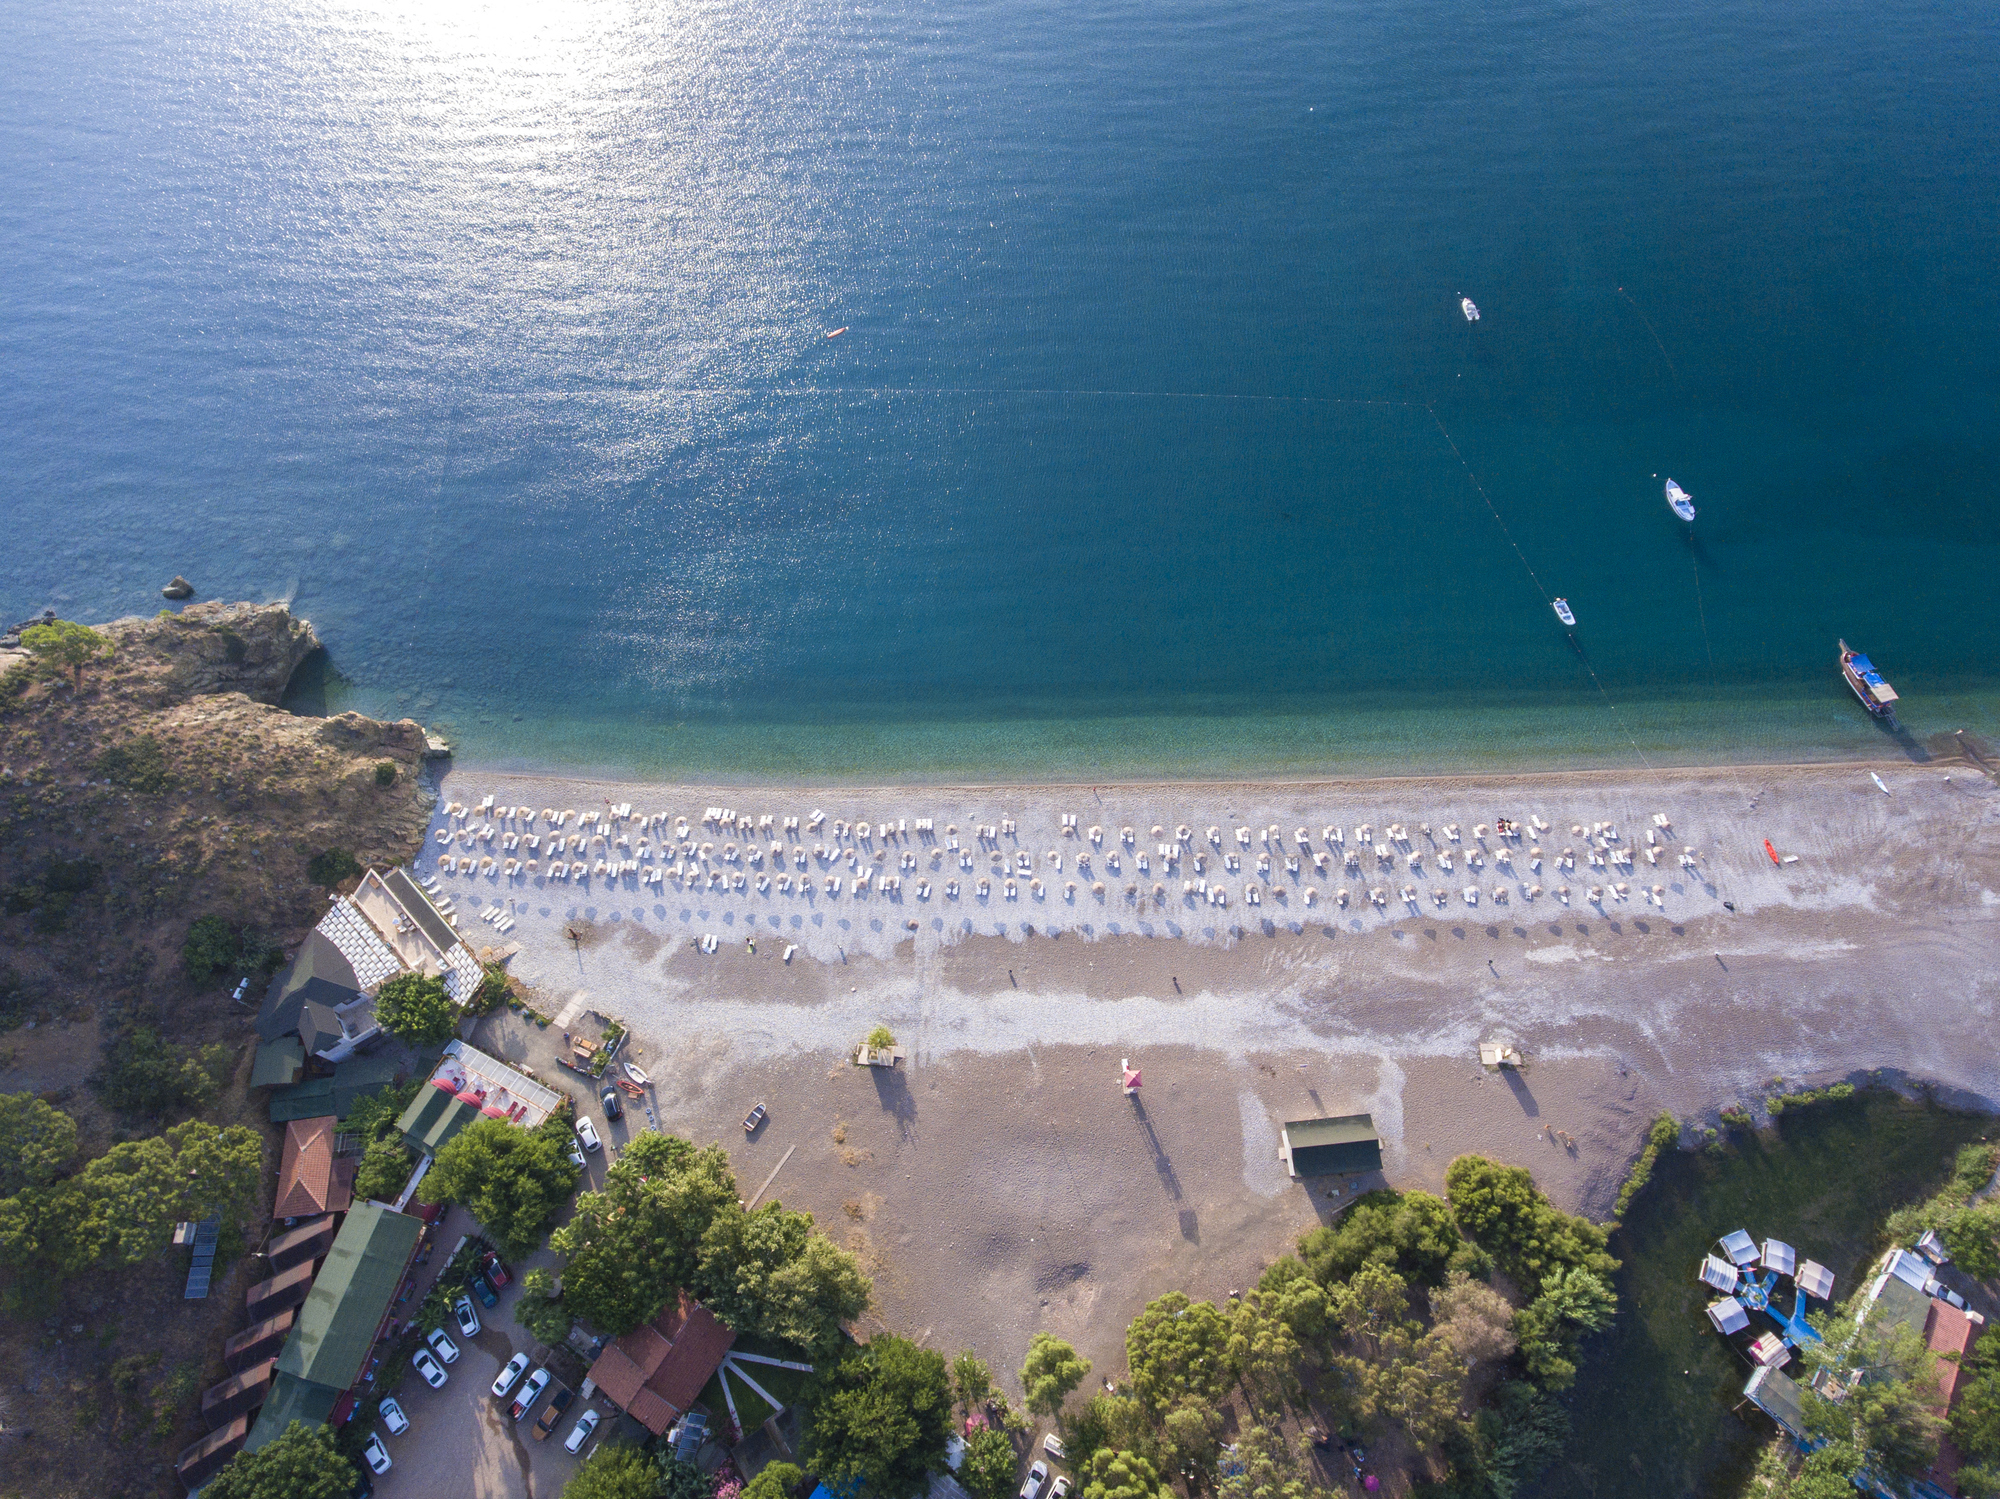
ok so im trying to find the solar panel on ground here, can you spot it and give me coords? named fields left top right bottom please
left=184, top=1216, right=221, bottom=1299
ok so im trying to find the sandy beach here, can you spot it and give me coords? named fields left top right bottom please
left=435, top=758, right=2000, bottom=1385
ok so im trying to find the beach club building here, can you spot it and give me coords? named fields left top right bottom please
left=1279, top=1114, right=1383, bottom=1179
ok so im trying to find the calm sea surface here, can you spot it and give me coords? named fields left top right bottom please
left=4, top=0, right=1998, bottom=780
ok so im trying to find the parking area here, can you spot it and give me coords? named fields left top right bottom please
left=361, top=1208, right=617, bottom=1498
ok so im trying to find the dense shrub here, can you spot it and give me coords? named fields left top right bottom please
left=373, top=761, right=397, bottom=787
left=1612, top=1115, right=1681, bottom=1220
left=91, top=1026, right=231, bottom=1118
left=306, top=848, right=360, bottom=887
left=181, top=913, right=239, bottom=980
left=1444, top=1156, right=1619, bottom=1289
left=94, top=735, right=171, bottom=793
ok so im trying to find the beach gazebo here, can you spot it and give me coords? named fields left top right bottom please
left=1761, top=1239, right=1796, bottom=1277
left=1706, top=1298, right=1750, bottom=1335
left=1718, top=1229, right=1760, bottom=1267
left=1699, top=1256, right=1741, bottom=1294
left=1795, top=1260, right=1836, bottom=1303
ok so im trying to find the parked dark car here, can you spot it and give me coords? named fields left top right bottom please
left=481, top=1249, right=510, bottom=1288
left=533, top=1386, right=576, bottom=1440
left=600, top=1088, right=623, bottom=1121
left=469, top=1273, right=497, bottom=1308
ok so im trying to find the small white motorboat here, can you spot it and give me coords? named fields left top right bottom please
left=1460, top=296, right=1480, bottom=322
left=1665, top=479, right=1696, bottom=521
left=1552, top=597, right=1576, bottom=627
left=623, top=1061, right=651, bottom=1087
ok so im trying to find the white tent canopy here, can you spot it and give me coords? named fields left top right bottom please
left=1796, top=1259, right=1836, bottom=1302
left=1707, top=1298, right=1750, bottom=1334
left=1701, top=1255, right=1742, bottom=1293
left=1719, top=1229, right=1760, bottom=1267
left=1762, top=1239, right=1797, bottom=1277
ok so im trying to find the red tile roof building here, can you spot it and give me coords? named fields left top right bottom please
left=1925, top=1298, right=1987, bottom=1496
left=586, top=1293, right=736, bottom=1435
left=273, top=1116, right=355, bottom=1220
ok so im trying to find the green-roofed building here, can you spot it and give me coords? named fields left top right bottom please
left=266, top=1049, right=407, bottom=1124
left=251, top=1037, right=305, bottom=1088
left=1280, top=1114, right=1383, bottom=1178
left=277, top=1201, right=422, bottom=1392
left=398, top=1083, right=480, bottom=1155
left=243, top=1369, right=341, bottom=1452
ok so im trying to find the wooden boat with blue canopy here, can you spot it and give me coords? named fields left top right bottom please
left=1838, top=639, right=1898, bottom=721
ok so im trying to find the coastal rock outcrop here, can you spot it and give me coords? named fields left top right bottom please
left=161, top=575, right=194, bottom=599
left=101, top=599, right=322, bottom=706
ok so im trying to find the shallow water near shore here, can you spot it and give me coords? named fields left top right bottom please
left=4, top=0, right=1999, bottom=777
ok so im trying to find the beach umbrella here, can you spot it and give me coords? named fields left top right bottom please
left=1121, top=1058, right=1141, bottom=1095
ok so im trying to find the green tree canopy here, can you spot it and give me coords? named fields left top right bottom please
left=952, top=1350, right=997, bottom=1417
left=1217, top=1425, right=1311, bottom=1499
left=656, top=1453, right=715, bottom=1499
left=550, top=1134, right=737, bottom=1335
left=1125, top=1292, right=1235, bottom=1416
left=352, top=1137, right=415, bottom=1202
left=959, top=1427, right=1019, bottom=1499
left=743, top=1461, right=805, bottom=1499
left=1789, top=1441, right=1866, bottom=1499
left=802, top=1334, right=954, bottom=1499
left=1513, top=1267, right=1618, bottom=1392
left=1299, top=1188, right=1479, bottom=1290
left=91, top=1025, right=229, bottom=1117
left=561, top=1443, right=667, bottom=1499
left=427, top=1116, right=579, bottom=1259
left=516, top=1265, right=574, bottom=1347
left=695, top=1198, right=872, bottom=1359
left=1226, top=1292, right=1303, bottom=1415
left=1083, top=1448, right=1171, bottom=1499
left=1443, top=1156, right=1619, bottom=1289
left=1064, top=1391, right=1154, bottom=1470
left=375, top=971, right=458, bottom=1046
left=0, top=1092, right=77, bottom=1195
left=21, top=619, right=112, bottom=688
left=1798, top=1302, right=1943, bottom=1484
left=1022, top=1333, right=1091, bottom=1416
left=205, top=1420, right=355, bottom=1499
left=1252, top=1257, right=1329, bottom=1342
left=0, top=1119, right=262, bottom=1276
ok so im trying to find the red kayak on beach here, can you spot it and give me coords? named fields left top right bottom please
left=1764, top=839, right=1780, bottom=866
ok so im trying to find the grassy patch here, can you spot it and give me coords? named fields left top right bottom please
left=1540, top=1088, right=1994, bottom=1499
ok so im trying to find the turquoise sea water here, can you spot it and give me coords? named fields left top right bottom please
left=3, top=0, right=1998, bottom=781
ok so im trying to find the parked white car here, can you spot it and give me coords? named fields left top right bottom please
left=510, top=1367, right=551, bottom=1422
left=412, top=1348, right=448, bottom=1388
left=378, top=1396, right=409, bottom=1436
left=575, top=1116, right=602, bottom=1153
left=1021, top=1461, right=1050, bottom=1499
left=427, top=1327, right=460, bottom=1364
left=454, top=1295, right=481, bottom=1339
left=493, top=1351, right=531, bottom=1398
left=565, top=1408, right=602, bottom=1455
left=363, top=1433, right=392, bottom=1475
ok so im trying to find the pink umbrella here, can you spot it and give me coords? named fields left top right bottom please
left=1120, top=1057, right=1141, bottom=1094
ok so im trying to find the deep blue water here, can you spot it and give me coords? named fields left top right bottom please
left=4, top=0, right=1998, bottom=780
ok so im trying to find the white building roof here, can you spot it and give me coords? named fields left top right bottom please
left=316, top=896, right=404, bottom=990
left=1700, top=1255, right=1741, bottom=1293
left=1707, top=1298, right=1750, bottom=1334
left=1796, top=1259, right=1836, bottom=1301
left=1718, top=1229, right=1760, bottom=1266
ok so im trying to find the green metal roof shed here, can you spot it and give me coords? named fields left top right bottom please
left=251, top=1037, right=304, bottom=1088
left=276, top=1201, right=422, bottom=1393
left=243, top=1370, right=340, bottom=1452
left=398, top=1083, right=480, bottom=1155
left=1280, top=1114, right=1383, bottom=1178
